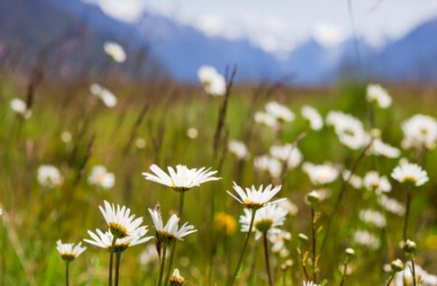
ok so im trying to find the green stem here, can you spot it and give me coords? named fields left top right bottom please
left=262, top=232, right=274, bottom=286
left=109, top=235, right=117, bottom=286
left=65, top=262, right=70, bottom=286
left=311, top=208, right=318, bottom=284
left=115, top=252, right=121, bottom=286
left=411, top=257, right=417, bottom=286
left=339, top=261, right=348, bottom=286
left=157, top=243, right=168, bottom=286
left=403, top=188, right=412, bottom=242
left=385, top=274, right=394, bottom=286
left=299, top=248, right=310, bottom=281
left=229, top=209, right=257, bottom=286
left=164, top=192, right=186, bottom=286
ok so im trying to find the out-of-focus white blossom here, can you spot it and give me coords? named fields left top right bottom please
left=37, top=165, right=64, bottom=188
left=326, top=111, right=370, bottom=150
left=302, top=162, right=339, bottom=185
left=228, top=140, right=249, bottom=160
left=353, top=230, right=380, bottom=249
left=103, top=42, right=126, bottom=63
left=270, top=144, right=303, bottom=168
left=301, top=105, right=323, bottom=130
left=366, top=84, right=392, bottom=109
left=197, top=65, right=226, bottom=96
left=88, top=165, right=115, bottom=190
left=359, top=209, right=386, bottom=228
left=342, top=170, right=363, bottom=189
left=401, top=114, right=437, bottom=150
left=254, top=155, right=282, bottom=179
left=369, top=138, right=401, bottom=158
left=363, top=171, right=391, bottom=194
left=378, top=195, right=405, bottom=216
left=10, top=98, right=31, bottom=119
left=90, top=84, right=117, bottom=108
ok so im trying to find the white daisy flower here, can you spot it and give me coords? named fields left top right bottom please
left=254, top=111, right=278, bottom=128
left=401, top=114, right=437, bottom=150
left=265, top=101, right=295, bottom=123
left=342, top=170, right=363, bottom=189
left=37, top=165, right=64, bottom=188
left=269, top=230, right=292, bottom=256
left=391, top=163, right=428, bottom=187
left=254, top=155, right=282, bottom=179
left=302, top=162, right=339, bottom=185
left=90, top=83, right=117, bottom=108
left=240, top=204, right=288, bottom=240
left=301, top=105, right=323, bottom=130
left=88, top=165, right=115, bottom=190
left=359, top=209, right=386, bottom=228
left=363, top=171, right=391, bottom=194
left=326, top=111, right=370, bottom=150
left=148, top=207, right=197, bottom=244
left=56, top=240, right=86, bottom=261
left=393, top=262, right=437, bottom=286
left=10, top=98, right=31, bottom=119
left=303, top=282, right=321, bottom=286
left=103, top=41, right=126, bottom=63
left=142, top=164, right=220, bottom=191
left=99, top=201, right=144, bottom=238
left=227, top=182, right=284, bottom=209
left=269, top=144, right=303, bottom=168
left=84, top=227, right=152, bottom=253
left=369, top=138, right=401, bottom=158
left=277, top=199, right=298, bottom=215
left=378, top=195, right=405, bottom=216
left=0, top=208, right=2, bottom=216
left=353, top=230, right=380, bottom=249
left=197, top=65, right=226, bottom=96
left=366, top=84, right=392, bottom=109
left=228, top=140, right=249, bottom=160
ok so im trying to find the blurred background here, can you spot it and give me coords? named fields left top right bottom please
left=2, top=0, right=437, bottom=85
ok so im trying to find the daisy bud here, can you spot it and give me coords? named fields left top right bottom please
left=402, top=239, right=417, bottom=255
left=298, top=233, right=309, bottom=242
left=345, top=248, right=355, bottom=258
left=307, top=191, right=320, bottom=206
left=169, top=269, right=185, bottom=286
left=391, top=259, right=404, bottom=272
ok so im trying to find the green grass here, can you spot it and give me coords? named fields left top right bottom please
left=1, top=78, right=437, bottom=286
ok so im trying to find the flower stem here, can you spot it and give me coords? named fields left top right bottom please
left=157, top=243, right=168, bottom=286
left=115, top=252, right=121, bottom=286
left=311, top=207, right=318, bottom=283
left=299, top=247, right=310, bottom=281
left=65, top=262, right=70, bottom=286
left=411, top=257, right=417, bottom=286
left=385, top=274, right=394, bottom=286
left=403, top=188, right=412, bottom=242
left=339, top=261, right=349, bottom=286
left=109, top=236, right=117, bottom=286
left=229, top=209, right=257, bottom=286
left=164, top=192, right=185, bottom=286
left=262, top=232, right=274, bottom=286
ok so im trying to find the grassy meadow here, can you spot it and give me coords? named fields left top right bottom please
left=1, top=75, right=437, bottom=286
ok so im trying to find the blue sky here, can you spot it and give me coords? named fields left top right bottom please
left=82, top=0, right=437, bottom=54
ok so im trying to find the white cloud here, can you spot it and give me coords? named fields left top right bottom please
left=92, top=0, right=437, bottom=54
left=312, top=22, right=347, bottom=48
left=81, top=0, right=145, bottom=22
